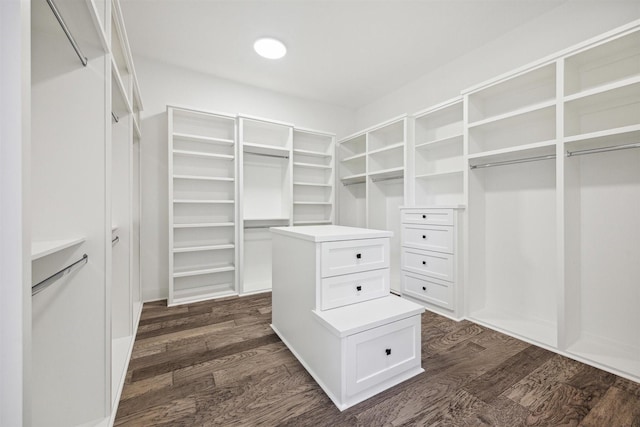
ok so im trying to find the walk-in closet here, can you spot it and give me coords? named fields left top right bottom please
left=3, top=1, right=639, bottom=425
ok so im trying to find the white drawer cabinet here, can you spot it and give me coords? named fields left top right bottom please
left=271, top=225, right=424, bottom=411
left=400, top=207, right=464, bottom=319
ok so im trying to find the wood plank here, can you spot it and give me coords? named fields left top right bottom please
left=525, top=383, right=593, bottom=426
left=463, top=345, right=554, bottom=404
left=580, top=386, right=640, bottom=427
left=504, top=354, right=583, bottom=409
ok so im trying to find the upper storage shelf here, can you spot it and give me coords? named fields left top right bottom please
left=467, top=63, right=556, bottom=125
left=564, top=29, right=640, bottom=97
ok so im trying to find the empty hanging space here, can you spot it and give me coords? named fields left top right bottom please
left=467, top=159, right=558, bottom=347
left=293, top=129, right=335, bottom=225
left=563, top=137, right=640, bottom=379
left=413, top=98, right=464, bottom=205
left=562, top=28, right=640, bottom=379
left=240, top=116, right=292, bottom=295
left=168, top=107, right=238, bottom=305
left=338, top=133, right=367, bottom=227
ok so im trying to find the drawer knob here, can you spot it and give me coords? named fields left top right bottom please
left=422, top=214, right=426, bottom=219
left=356, top=285, right=362, bottom=292
left=422, top=286, right=427, bottom=291
left=422, top=235, right=427, bottom=240
left=422, top=261, right=427, bottom=265
left=356, top=253, right=362, bottom=259
left=385, top=348, right=391, bottom=356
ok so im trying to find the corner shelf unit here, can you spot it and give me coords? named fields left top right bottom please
left=337, top=115, right=408, bottom=293
left=293, top=128, right=336, bottom=226
left=462, top=20, right=640, bottom=382
left=168, top=106, right=238, bottom=306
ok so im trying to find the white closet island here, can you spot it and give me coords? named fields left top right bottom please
left=271, top=225, right=424, bottom=411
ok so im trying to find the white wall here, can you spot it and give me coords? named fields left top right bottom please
left=355, top=0, right=640, bottom=128
left=136, top=57, right=355, bottom=301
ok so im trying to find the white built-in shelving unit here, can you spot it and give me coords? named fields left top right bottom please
left=29, top=0, right=143, bottom=425
left=167, top=111, right=336, bottom=302
left=168, top=106, right=238, bottom=306
left=462, top=20, right=640, bottom=382
left=411, top=98, right=465, bottom=206
left=292, top=128, right=335, bottom=225
left=239, top=115, right=293, bottom=295
left=337, top=116, right=408, bottom=292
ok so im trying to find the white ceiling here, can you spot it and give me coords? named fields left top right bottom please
left=120, top=0, right=567, bottom=109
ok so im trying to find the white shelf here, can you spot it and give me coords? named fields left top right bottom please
left=293, top=182, right=332, bottom=187
left=293, top=162, right=331, bottom=169
left=173, top=244, right=235, bottom=253
left=467, top=140, right=557, bottom=164
left=172, top=285, right=237, bottom=305
left=340, top=173, right=366, bottom=185
left=293, top=149, right=331, bottom=158
left=415, top=133, right=464, bottom=150
left=173, top=175, right=234, bottom=182
left=31, top=237, right=85, bottom=260
left=415, top=170, right=464, bottom=180
left=173, top=132, right=234, bottom=145
left=369, top=167, right=404, bottom=181
left=564, top=75, right=640, bottom=103
left=111, top=59, right=132, bottom=115
left=341, top=152, right=366, bottom=162
left=467, top=99, right=556, bottom=129
left=173, top=264, right=235, bottom=278
left=172, top=150, right=234, bottom=160
left=243, top=142, right=290, bottom=157
left=367, top=142, right=404, bottom=156
left=293, top=201, right=332, bottom=205
left=173, top=222, right=235, bottom=228
left=173, top=199, right=235, bottom=204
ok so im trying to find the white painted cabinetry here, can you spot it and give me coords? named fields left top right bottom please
left=400, top=207, right=464, bottom=319
left=271, top=225, right=424, bottom=411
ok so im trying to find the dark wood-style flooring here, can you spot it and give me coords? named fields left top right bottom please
left=115, top=293, right=640, bottom=426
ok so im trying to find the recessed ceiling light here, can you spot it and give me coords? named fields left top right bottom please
left=254, top=37, right=287, bottom=59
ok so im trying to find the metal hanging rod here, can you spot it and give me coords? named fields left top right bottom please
left=244, top=225, right=278, bottom=229
left=46, top=0, right=88, bottom=67
left=112, top=236, right=119, bottom=246
left=244, top=151, right=289, bottom=160
left=566, top=142, right=640, bottom=157
left=32, top=254, right=88, bottom=296
left=470, top=154, right=556, bottom=170
left=342, top=180, right=365, bottom=187
left=112, top=112, right=119, bottom=123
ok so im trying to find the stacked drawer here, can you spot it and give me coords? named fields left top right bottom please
left=401, top=208, right=459, bottom=314
left=319, top=237, right=390, bottom=310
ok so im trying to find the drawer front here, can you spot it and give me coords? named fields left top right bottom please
left=321, top=269, right=390, bottom=310
left=402, top=224, right=453, bottom=254
left=321, top=238, right=389, bottom=278
left=402, top=248, right=453, bottom=282
left=346, top=315, right=421, bottom=396
left=402, top=273, right=453, bottom=309
left=401, top=209, right=453, bottom=226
